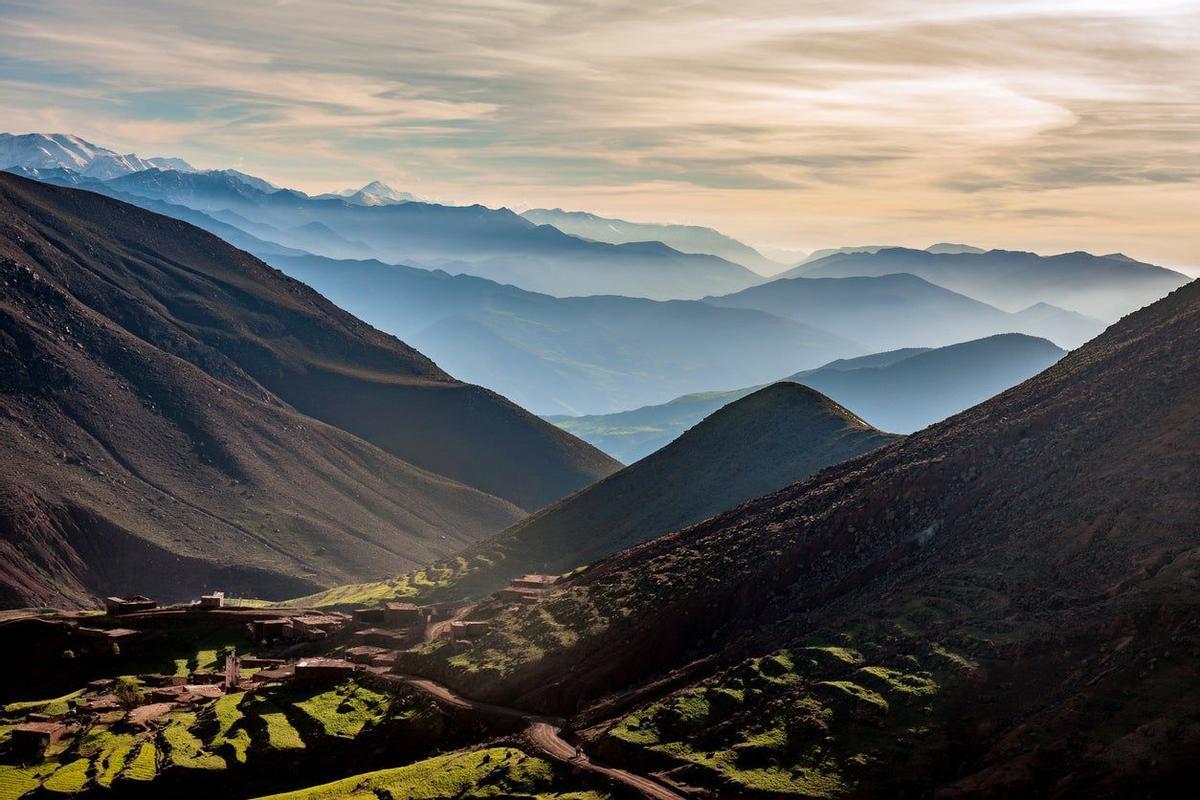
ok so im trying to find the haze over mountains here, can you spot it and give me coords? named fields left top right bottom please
left=268, top=253, right=859, bottom=416
left=6, top=157, right=763, bottom=301
left=5, top=132, right=1186, bottom=323
left=787, top=246, right=1189, bottom=320
left=552, top=334, right=1064, bottom=462
left=705, top=273, right=1103, bottom=351
left=416, top=272, right=1200, bottom=797
left=0, top=173, right=616, bottom=606
left=521, top=207, right=784, bottom=274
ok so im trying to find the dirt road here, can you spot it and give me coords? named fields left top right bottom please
left=395, top=675, right=684, bottom=800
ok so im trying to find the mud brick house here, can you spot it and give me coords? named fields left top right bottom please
left=294, top=658, right=358, bottom=684
left=510, top=574, right=560, bottom=590
left=353, top=602, right=431, bottom=628
left=103, top=596, right=157, bottom=615
left=344, top=645, right=390, bottom=665
left=198, top=591, right=225, bottom=609
left=12, top=722, right=72, bottom=758
left=291, top=614, right=347, bottom=640
left=497, top=586, right=543, bottom=604
left=450, top=620, right=491, bottom=641
left=75, top=627, right=139, bottom=644
left=353, top=627, right=417, bottom=648
left=241, top=657, right=286, bottom=669
left=250, top=664, right=296, bottom=684
left=252, top=618, right=293, bottom=642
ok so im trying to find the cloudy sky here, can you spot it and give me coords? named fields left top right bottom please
left=2, top=0, right=1197, bottom=268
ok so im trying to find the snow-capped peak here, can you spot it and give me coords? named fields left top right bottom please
left=0, top=132, right=195, bottom=180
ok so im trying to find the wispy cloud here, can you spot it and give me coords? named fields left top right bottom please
left=0, top=0, right=1196, bottom=266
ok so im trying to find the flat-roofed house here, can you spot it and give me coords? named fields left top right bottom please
left=104, top=596, right=157, bottom=615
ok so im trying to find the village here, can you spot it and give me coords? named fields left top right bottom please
left=0, top=574, right=571, bottom=797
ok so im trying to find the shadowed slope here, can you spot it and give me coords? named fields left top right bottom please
left=0, top=174, right=618, bottom=511
left=421, top=277, right=1200, bottom=795
left=312, top=384, right=897, bottom=607
left=0, top=195, right=526, bottom=608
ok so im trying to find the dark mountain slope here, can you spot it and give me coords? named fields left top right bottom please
left=0, top=174, right=617, bottom=510
left=386, top=383, right=898, bottom=602
left=787, top=246, right=1189, bottom=320
left=705, top=272, right=1103, bottom=350
left=0, top=188, right=531, bottom=608
left=422, top=277, right=1200, bottom=795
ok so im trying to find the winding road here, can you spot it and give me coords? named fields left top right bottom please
left=395, top=675, right=685, bottom=800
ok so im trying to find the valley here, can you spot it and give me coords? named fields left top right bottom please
left=0, top=91, right=1195, bottom=800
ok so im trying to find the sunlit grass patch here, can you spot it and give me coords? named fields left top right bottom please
left=163, top=712, right=226, bottom=770
left=250, top=747, right=601, bottom=800
left=124, top=742, right=158, bottom=781
left=211, top=691, right=250, bottom=763
left=292, top=681, right=390, bottom=739
left=2, top=690, right=83, bottom=718
left=256, top=704, right=305, bottom=751
left=79, top=729, right=138, bottom=787
left=0, top=763, right=58, bottom=800
left=41, top=758, right=90, bottom=794
left=856, top=666, right=938, bottom=697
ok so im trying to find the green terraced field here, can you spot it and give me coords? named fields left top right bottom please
left=251, top=747, right=606, bottom=800
left=293, top=682, right=391, bottom=739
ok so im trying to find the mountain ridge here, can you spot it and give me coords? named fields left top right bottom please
left=0, top=173, right=619, bottom=511
left=784, top=245, right=1189, bottom=319
left=0, top=173, right=553, bottom=607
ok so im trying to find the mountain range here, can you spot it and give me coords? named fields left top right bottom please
left=705, top=273, right=1105, bottom=351
left=228, top=255, right=1100, bottom=417
left=0, top=132, right=193, bottom=180
left=0, top=173, right=617, bottom=606
left=553, top=334, right=1065, bottom=462
left=785, top=246, right=1190, bottom=320
left=259, top=253, right=862, bottom=416
left=313, top=180, right=419, bottom=206
left=7, top=160, right=764, bottom=300
left=521, top=207, right=783, bottom=274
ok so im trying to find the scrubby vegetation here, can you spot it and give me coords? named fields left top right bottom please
left=413, top=586, right=612, bottom=683
left=262, top=555, right=495, bottom=610
left=251, top=747, right=606, bottom=799
left=607, top=637, right=970, bottom=796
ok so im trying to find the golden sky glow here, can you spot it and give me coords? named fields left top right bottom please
left=2, top=0, right=1197, bottom=269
